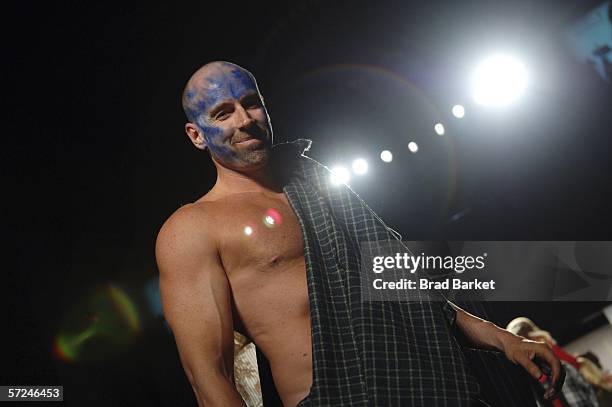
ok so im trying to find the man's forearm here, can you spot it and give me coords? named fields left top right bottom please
left=451, top=303, right=519, bottom=352
left=450, top=303, right=565, bottom=399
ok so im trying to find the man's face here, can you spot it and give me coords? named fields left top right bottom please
left=184, top=65, right=273, bottom=171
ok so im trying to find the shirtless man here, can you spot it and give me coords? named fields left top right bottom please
left=156, top=61, right=563, bottom=407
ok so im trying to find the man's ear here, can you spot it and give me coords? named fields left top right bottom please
left=185, top=122, right=207, bottom=150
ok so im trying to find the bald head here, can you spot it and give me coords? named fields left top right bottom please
left=181, top=61, right=273, bottom=171
left=182, top=61, right=259, bottom=125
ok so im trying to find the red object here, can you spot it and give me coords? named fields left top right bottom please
left=534, top=345, right=573, bottom=407
left=552, top=345, right=579, bottom=370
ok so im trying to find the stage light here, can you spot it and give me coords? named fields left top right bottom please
left=352, top=158, right=368, bottom=175
left=408, top=142, right=419, bottom=153
left=244, top=226, right=253, bottom=236
left=434, top=123, right=445, bottom=136
left=472, top=54, right=527, bottom=106
left=380, top=150, right=393, bottom=163
left=330, top=165, right=351, bottom=185
left=452, top=104, right=465, bottom=118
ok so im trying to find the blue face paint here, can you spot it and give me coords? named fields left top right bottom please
left=184, top=64, right=271, bottom=164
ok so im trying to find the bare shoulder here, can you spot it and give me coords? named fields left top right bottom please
left=155, top=201, right=223, bottom=275
left=157, top=201, right=218, bottom=242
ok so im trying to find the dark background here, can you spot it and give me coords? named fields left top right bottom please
left=4, top=0, right=611, bottom=405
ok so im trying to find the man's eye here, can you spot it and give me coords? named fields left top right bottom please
left=215, top=111, right=230, bottom=120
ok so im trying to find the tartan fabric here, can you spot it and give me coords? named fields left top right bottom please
left=273, top=140, right=537, bottom=406
left=561, top=362, right=599, bottom=407
left=453, top=301, right=539, bottom=407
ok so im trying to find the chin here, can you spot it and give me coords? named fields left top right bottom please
left=242, top=149, right=271, bottom=170
left=222, top=148, right=271, bottom=172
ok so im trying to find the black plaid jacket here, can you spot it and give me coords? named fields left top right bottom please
left=271, top=140, right=536, bottom=407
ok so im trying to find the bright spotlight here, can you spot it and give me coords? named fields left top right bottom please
left=472, top=54, right=527, bottom=106
left=452, top=104, right=465, bottom=118
left=352, top=158, right=368, bottom=175
left=408, top=142, right=419, bottom=153
left=330, top=165, right=351, bottom=185
left=434, top=123, right=445, bottom=136
left=380, top=150, right=393, bottom=163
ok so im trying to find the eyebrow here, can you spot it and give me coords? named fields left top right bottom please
left=208, top=92, right=260, bottom=118
left=208, top=101, right=233, bottom=118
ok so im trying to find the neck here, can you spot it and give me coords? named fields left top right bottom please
left=212, top=160, right=281, bottom=196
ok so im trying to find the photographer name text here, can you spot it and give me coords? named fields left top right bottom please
left=372, top=278, right=496, bottom=290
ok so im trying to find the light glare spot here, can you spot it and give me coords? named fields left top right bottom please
left=380, top=150, right=393, bottom=163
left=452, top=104, right=465, bottom=119
left=472, top=54, right=527, bottom=106
left=352, top=158, right=368, bottom=175
left=244, top=226, right=253, bottom=236
left=264, top=208, right=282, bottom=226
left=330, top=165, right=351, bottom=185
left=408, top=142, right=419, bottom=153
left=434, top=123, right=445, bottom=136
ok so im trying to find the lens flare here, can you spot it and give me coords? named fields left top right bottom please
left=262, top=208, right=282, bottom=228
left=244, top=226, right=253, bottom=236
left=53, top=284, right=141, bottom=363
left=144, top=277, right=162, bottom=318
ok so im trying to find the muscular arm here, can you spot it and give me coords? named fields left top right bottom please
left=450, top=303, right=563, bottom=400
left=156, top=206, right=245, bottom=407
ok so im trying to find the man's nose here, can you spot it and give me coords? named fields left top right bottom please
left=235, top=104, right=254, bottom=128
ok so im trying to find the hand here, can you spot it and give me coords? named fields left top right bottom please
left=501, top=336, right=565, bottom=400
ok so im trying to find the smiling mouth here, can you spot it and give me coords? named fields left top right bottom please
left=232, top=129, right=266, bottom=145
left=233, top=137, right=262, bottom=146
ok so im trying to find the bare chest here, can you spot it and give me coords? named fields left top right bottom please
left=214, top=193, right=305, bottom=275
